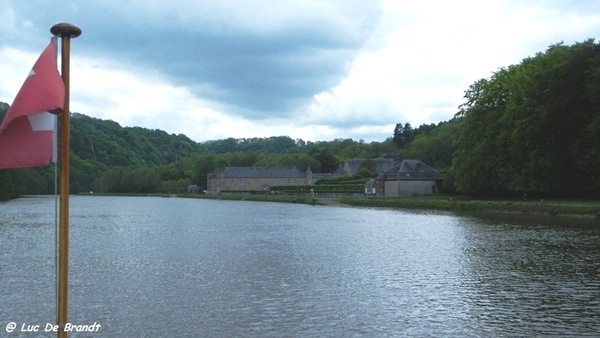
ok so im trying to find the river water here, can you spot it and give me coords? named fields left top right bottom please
left=1, top=195, right=599, bottom=337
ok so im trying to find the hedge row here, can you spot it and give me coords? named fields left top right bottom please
left=315, top=177, right=372, bottom=185
left=271, top=184, right=364, bottom=194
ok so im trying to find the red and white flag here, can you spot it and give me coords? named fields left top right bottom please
left=0, top=38, right=65, bottom=169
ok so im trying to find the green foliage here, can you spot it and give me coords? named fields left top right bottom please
left=0, top=169, right=25, bottom=200
left=308, top=147, right=340, bottom=173
left=393, top=122, right=413, bottom=148
left=388, top=120, right=459, bottom=171
left=187, top=193, right=318, bottom=205
left=4, top=39, right=598, bottom=200
left=314, top=175, right=371, bottom=185
left=271, top=184, right=364, bottom=195
left=451, top=39, right=600, bottom=197
left=22, top=167, right=55, bottom=194
left=2, top=102, right=401, bottom=198
left=355, top=168, right=373, bottom=178
left=338, top=196, right=600, bottom=217
left=268, top=170, right=373, bottom=195
left=201, top=136, right=299, bottom=154
left=254, top=152, right=319, bottom=171
left=70, top=113, right=204, bottom=168
left=404, top=119, right=461, bottom=171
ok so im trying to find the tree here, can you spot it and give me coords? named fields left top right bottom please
left=393, top=122, right=413, bottom=148
left=0, top=169, right=24, bottom=200
left=406, top=119, right=461, bottom=171
left=451, top=39, right=600, bottom=197
left=309, top=148, right=340, bottom=173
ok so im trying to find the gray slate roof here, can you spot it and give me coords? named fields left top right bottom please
left=222, top=166, right=304, bottom=178
left=383, top=159, right=442, bottom=180
left=346, top=158, right=395, bottom=173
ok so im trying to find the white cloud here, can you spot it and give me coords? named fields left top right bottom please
left=1, top=0, right=599, bottom=143
left=303, top=0, right=600, bottom=139
left=70, top=56, right=227, bottom=138
left=0, top=47, right=39, bottom=102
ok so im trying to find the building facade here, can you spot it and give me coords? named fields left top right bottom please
left=206, top=166, right=313, bottom=193
left=375, top=159, right=442, bottom=197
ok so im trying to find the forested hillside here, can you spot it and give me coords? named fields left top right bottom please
left=450, top=39, right=600, bottom=197
left=0, top=106, right=207, bottom=198
left=1, top=103, right=427, bottom=197
left=91, top=118, right=461, bottom=195
left=1, top=40, right=598, bottom=199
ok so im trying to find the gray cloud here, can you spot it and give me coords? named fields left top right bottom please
left=2, top=0, right=599, bottom=143
left=6, top=1, right=381, bottom=119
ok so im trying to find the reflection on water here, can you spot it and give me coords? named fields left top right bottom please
left=1, top=196, right=599, bottom=336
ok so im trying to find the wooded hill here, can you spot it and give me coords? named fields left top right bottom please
left=1, top=39, right=599, bottom=200
left=0, top=100, right=455, bottom=198
left=450, top=39, right=600, bottom=197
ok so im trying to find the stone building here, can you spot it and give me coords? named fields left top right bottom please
left=206, top=166, right=313, bottom=193
left=375, top=159, right=442, bottom=197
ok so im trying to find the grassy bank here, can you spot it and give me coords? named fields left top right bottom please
left=182, top=193, right=319, bottom=205
left=336, top=195, right=600, bottom=218
left=78, top=192, right=319, bottom=205
left=78, top=192, right=600, bottom=218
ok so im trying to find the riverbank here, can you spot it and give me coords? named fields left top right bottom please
left=180, top=193, right=319, bottom=205
left=182, top=194, right=599, bottom=219
left=74, top=192, right=600, bottom=219
left=336, top=195, right=600, bottom=219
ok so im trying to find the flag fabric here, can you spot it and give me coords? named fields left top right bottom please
left=0, top=38, right=64, bottom=169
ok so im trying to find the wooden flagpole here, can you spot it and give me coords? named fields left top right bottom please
left=50, top=22, right=81, bottom=338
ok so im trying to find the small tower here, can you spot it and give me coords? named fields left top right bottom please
left=304, top=166, right=313, bottom=184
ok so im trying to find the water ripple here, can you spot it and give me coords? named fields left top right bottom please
left=1, top=196, right=599, bottom=336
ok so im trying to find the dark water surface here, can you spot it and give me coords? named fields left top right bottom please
left=1, top=195, right=599, bottom=336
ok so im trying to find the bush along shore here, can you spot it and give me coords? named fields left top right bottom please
left=80, top=191, right=319, bottom=205
left=182, top=193, right=319, bottom=205
left=335, top=195, right=600, bottom=219
left=81, top=192, right=599, bottom=219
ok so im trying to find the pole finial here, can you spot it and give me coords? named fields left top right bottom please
left=50, top=23, right=82, bottom=38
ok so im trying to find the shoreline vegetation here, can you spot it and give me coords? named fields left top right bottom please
left=336, top=195, right=600, bottom=219
left=78, top=193, right=600, bottom=219
left=2, top=40, right=599, bottom=203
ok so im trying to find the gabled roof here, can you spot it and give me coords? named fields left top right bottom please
left=345, top=159, right=362, bottom=173
left=374, top=158, right=395, bottom=172
left=383, top=159, right=442, bottom=180
left=222, top=166, right=304, bottom=178
left=345, top=158, right=395, bottom=174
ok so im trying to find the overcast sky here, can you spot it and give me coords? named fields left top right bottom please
left=0, top=0, right=598, bottom=142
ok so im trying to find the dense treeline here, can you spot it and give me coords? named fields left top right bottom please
left=93, top=121, right=459, bottom=195
left=0, top=102, right=58, bottom=199
left=67, top=113, right=205, bottom=193
left=0, top=104, right=457, bottom=197
left=450, top=39, right=600, bottom=197
left=1, top=40, right=598, bottom=199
